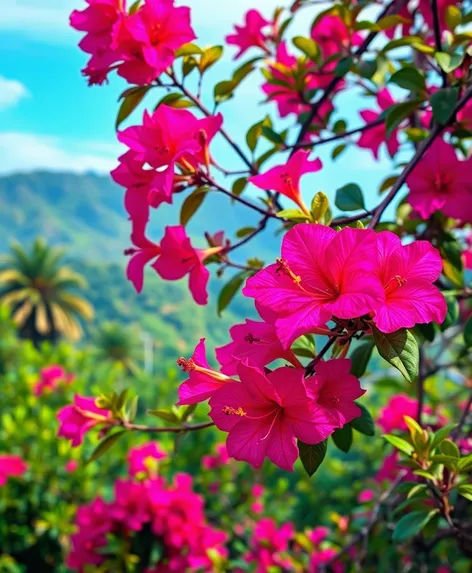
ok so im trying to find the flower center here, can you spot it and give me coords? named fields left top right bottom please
left=244, top=333, right=261, bottom=344
left=384, top=274, right=407, bottom=296
left=222, top=406, right=247, bottom=416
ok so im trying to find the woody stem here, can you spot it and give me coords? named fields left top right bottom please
left=121, top=421, right=215, bottom=433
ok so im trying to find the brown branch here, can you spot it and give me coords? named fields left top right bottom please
left=305, top=336, right=337, bottom=376
left=368, top=85, right=472, bottom=228
left=431, top=0, right=448, bottom=86
left=417, top=346, right=426, bottom=425
left=451, top=392, right=472, bottom=441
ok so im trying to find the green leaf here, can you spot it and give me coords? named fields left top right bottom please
left=180, top=187, right=208, bottom=226
left=430, top=87, right=459, bottom=125
left=464, top=317, right=472, bottom=347
left=126, top=396, right=138, bottom=423
left=180, top=404, right=197, bottom=422
left=407, top=484, right=428, bottom=499
left=434, top=52, right=463, bottom=73
left=128, top=0, right=141, bottom=14
left=457, top=484, right=472, bottom=502
left=276, top=208, right=311, bottom=221
left=148, top=409, right=180, bottom=424
left=232, top=177, right=247, bottom=198
left=332, top=144, right=346, bottom=160
left=334, top=56, right=353, bottom=77
left=458, top=454, right=472, bottom=473
left=430, top=455, right=459, bottom=470
left=155, top=92, right=183, bottom=108
left=351, top=403, right=375, bottom=436
left=383, top=434, right=415, bottom=456
left=236, top=226, right=256, bottom=238
left=218, top=271, right=251, bottom=316
left=389, top=67, right=426, bottom=92
left=358, top=59, right=378, bottom=79
left=311, top=192, right=329, bottom=222
left=385, top=99, right=423, bottom=138
left=199, top=45, right=223, bottom=73
left=445, top=5, right=462, bottom=30
left=291, top=334, right=316, bottom=359
left=175, top=43, right=203, bottom=57
left=430, top=424, right=457, bottom=450
left=115, top=86, right=150, bottom=129
left=87, top=430, right=126, bottom=465
left=392, top=510, right=439, bottom=542
left=261, top=126, right=285, bottom=145
left=439, top=439, right=460, bottom=458
left=372, top=327, right=419, bottom=383
left=332, top=425, right=353, bottom=453
left=414, top=469, right=437, bottom=480
left=440, top=296, right=459, bottom=331
left=298, top=439, right=327, bottom=477
left=378, top=175, right=399, bottom=194
left=293, top=36, right=320, bottom=60
left=350, top=342, right=374, bottom=377
left=335, top=183, right=365, bottom=211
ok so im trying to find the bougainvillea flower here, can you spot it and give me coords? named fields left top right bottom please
left=57, top=395, right=112, bottom=447
left=406, top=138, right=472, bottom=222
left=33, top=364, right=73, bottom=396
left=246, top=518, right=294, bottom=572
left=177, top=338, right=233, bottom=405
left=377, top=394, right=423, bottom=433
left=0, top=455, right=27, bottom=486
left=463, top=232, right=472, bottom=270
left=216, top=304, right=301, bottom=375
left=124, top=219, right=161, bottom=293
left=419, top=0, right=458, bottom=33
left=306, top=359, right=365, bottom=426
left=243, top=225, right=384, bottom=348
left=375, top=450, right=413, bottom=483
left=122, top=0, right=195, bottom=77
left=248, top=150, right=322, bottom=215
left=110, top=479, right=150, bottom=531
left=311, top=14, right=362, bottom=60
left=357, top=88, right=400, bottom=159
left=128, top=442, right=167, bottom=476
left=202, top=443, right=229, bottom=470
left=153, top=226, right=223, bottom=305
left=70, top=0, right=124, bottom=56
left=226, top=9, right=271, bottom=59
left=209, top=362, right=337, bottom=471
left=373, top=231, right=447, bottom=333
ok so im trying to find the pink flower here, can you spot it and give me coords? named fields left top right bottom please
left=307, top=526, right=330, bottom=545
left=202, top=443, right=229, bottom=470
left=226, top=10, right=271, bottom=59
left=57, top=395, right=112, bottom=447
left=110, top=479, right=150, bottom=530
left=65, top=460, right=79, bottom=473
left=375, top=450, right=413, bottom=483
left=33, top=364, right=73, bottom=396
left=248, top=150, right=322, bottom=215
left=357, top=88, right=400, bottom=160
left=463, top=232, right=472, bottom=270
left=306, top=359, right=365, bottom=427
left=262, top=42, right=318, bottom=117
left=124, top=219, right=161, bottom=293
left=153, top=226, right=223, bottom=305
left=406, top=138, right=472, bottom=222
left=0, top=455, right=27, bottom=486
left=243, top=225, right=384, bottom=348
left=358, top=489, right=375, bottom=503
left=311, top=14, right=362, bottom=60
left=177, top=338, right=232, bottom=405
left=246, top=518, right=293, bottom=573
left=373, top=231, right=447, bottom=333
left=216, top=304, right=301, bottom=375
left=310, top=548, right=344, bottom=573
left=419, top=0, right=459, bottom=33
left=128, top=442, right=167, bottom=476
left=209, top=362, right=337, bottom=471
left=377, top=394, right=420, bottom=433
left=116, top=106, right=222, bottom=211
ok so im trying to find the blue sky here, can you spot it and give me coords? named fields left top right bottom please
left=0, top=0, right=396, bottom=211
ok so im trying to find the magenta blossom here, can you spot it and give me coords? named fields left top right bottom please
left=216, top=304, right=301, bottom=375
left=406, top=138, right=472, bottom=222
left=153, top=226, right=223, bottom=305
left=209, top=362, right=337, bottom=471
left=202, top=443, right=229, bottom=470
left=306, top=359, right=365, bottom=427
left=248, top=150, right=322, bottom=215
left=373, top=231, right=447, bottom=333
left=0, top=455, right=27, bottom=486
left=377, top=394, right=427, bottom=433
left=128, top=442, right=167, bottom=476
left=246, top=518, right=294, bottom=573
left=357, top=88, right=400, bottom=160
left=177, top=338, right=233, bottom=405
left=243, top=225, right=384, bottom=348
left=311, top=14, right=362, bottom=60
left=110, top=479, right=150, bottom=531
left=226, top=9, right=271, bottom=59
left=65, top=460, right=79, bottom=473
left=57, top=395, right=112, bottom=447
left=124, top=219, right=161, bottom=293
left=33, top=364, right=73, bottom=396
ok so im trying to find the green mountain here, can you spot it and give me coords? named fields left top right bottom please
left=0, top=171, right=277, bottom=359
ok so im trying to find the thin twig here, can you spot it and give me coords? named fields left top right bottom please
left=417, top=347, right=425, bottom=425
left=305, top=336, right=337, bottom=376
left=451, top=392, right=472, bottom=441
left=122, top=421, right=215, bottom=434
left=431, top=0, right=448, bottom=86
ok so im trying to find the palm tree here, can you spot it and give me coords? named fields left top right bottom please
left=0, top=239, right=94, bottom=346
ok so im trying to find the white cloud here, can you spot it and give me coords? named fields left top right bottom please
left=0, top=76, right=29, bottom=110
left=0, top=132, right=116, bottom=175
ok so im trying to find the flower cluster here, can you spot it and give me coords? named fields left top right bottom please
left=33, top=364, right=74, bottom=396
left=70, top=0, right=195, bottom=85
left=57, top=394, right=113, bottom=447
left=68, top=460, right=227, bottom=572
left=0, top=454, right=27, bottom=487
